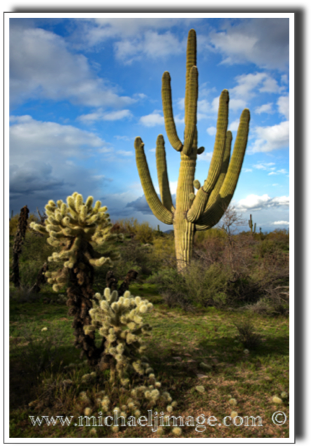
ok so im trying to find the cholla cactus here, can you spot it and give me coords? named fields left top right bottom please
left=82, top=288, right=176, bottom=420
left=85, top=288, right=153, bottom=383
left=30, top=192, right=122, bottom=366
left=30, top=192, right=119, bottom=291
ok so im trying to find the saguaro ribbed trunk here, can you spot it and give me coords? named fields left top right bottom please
left=134, top=29, right=250, bottom=272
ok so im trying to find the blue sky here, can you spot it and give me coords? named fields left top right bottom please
left=9, top=16, right=291, bottom=233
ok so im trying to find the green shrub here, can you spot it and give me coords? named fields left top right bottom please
left=147, top=260, right=230, bottom=309
left=226, top=273, right=262, bottom=305
left=114, top=239, right=156, bottom=278
left=152, top=235, right=176, bottom=269
left=234, top=320, right=262, bottom=350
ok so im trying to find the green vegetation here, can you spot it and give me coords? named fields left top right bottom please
left=9, top=208, right=289, bottom=439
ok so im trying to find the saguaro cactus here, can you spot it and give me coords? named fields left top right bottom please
left=134, top=29, right=250, bottom=271
left=249, top=214, right=257, bottom=234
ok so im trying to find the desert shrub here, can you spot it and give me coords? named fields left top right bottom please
left=194, top=227, right=227, bottom=245
left=225, top=273, right=262, bottom=305
left=152, top=234, right=176, bottom=269
left=234, top=320, right=262, bottom=350
left=19, top=325, right=70, bottom=374
left=134, top=221, right=155, bottom=244
left=10, top=284, right=43, bottom=303
left=243, top=298, right=272, bottom=315
left=258, top=240, right=279, bottom=258
left=19, top=231, right=53, bottom=263
left=147, top=260, right=230, bottom=309
left=147, top=268, right=192, bottom=310
left=193, top=234, right=225, bottom=264
left=116, top=217, right=139, bottom=236
left=114, top=239, right=156, bottom=278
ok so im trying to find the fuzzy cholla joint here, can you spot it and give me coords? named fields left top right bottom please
left=85, top=288, right=154, bottom=384
left=30, top=192, right=121, bottom=292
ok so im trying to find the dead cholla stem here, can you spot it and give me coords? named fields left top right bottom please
left=66, top=242, right=105, bottom=366
left=11, top=205, right=29, bottom=288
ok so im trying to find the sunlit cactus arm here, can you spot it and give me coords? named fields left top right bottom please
left=186, top=91, right=229, bottom=223
left=190, top=130, right=232, bottom=226
left=195, top=109, right=250, bottom=230
left=185, top=29, right=197, bottom=130
left=203, top=89, right=229, bottom=194
left=156, top=134, right=175, bottom=213
left=134, top=137, right=173, bottom=225
left=183, top=66, right=198, bottom=157
left=161, top=72, right=183, bottom=151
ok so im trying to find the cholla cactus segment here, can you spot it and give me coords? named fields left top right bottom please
left=85, top=288, right=153, bottom=383
left=30, top=193, right=119, bottom=290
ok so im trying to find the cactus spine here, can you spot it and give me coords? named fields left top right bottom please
left=134, top=29, right=250, bottom=271
left=30, top=192, right=121, bottom=366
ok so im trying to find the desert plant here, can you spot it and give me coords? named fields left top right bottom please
left=84, top=288, right=153, bottom=381
left=248, top=214, right=257, bottom=234
left=82, top=288, right=176, bottom=425
left=148, top=260, right=229, bottom=309
left=234, top=320, right=262, bottom=350
left=134, top=29, right=250, bottom=272
left=11, top=205, right=29, bottom=287
left=30, top=192, right=122, bottom=366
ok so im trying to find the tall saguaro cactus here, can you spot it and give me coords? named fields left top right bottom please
left=134, top=29, right=250, bottom=271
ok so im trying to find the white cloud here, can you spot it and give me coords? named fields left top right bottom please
left=237, top=194, right=289, bottom=211
left=117, top=150, right=133, bottom=156
left=10, top=115, right=105, bottom=157
left=231, top=72, right=281, bottom=101
left=78, top=109, right=132, bottom=122
left=10, top=24, right=135, bottom=108
left=82, top=18, right=184, bottom=44
left=114, top=30, right=185, bottom=64
left=139, top=112, right=164, bottom=127
left=206, top=126, right=216, bottom=136
left=229, top=119, right=240, bottom=132
left=206, top=18, right=289, bottom=71
left=255, top=103, right=273, bottom=114
left=197, top=152, right=213, bottom=162
left=253, top=162, right=275, bottom=170
left=273, top=221, right=289, bottom=226
left=277, top=95, right=289, bottom=120
left=139, top=111, right=183, bottom=127
left=243, top=168, right=253, bottom=173
left=249, top=121, right=289, bottom=153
